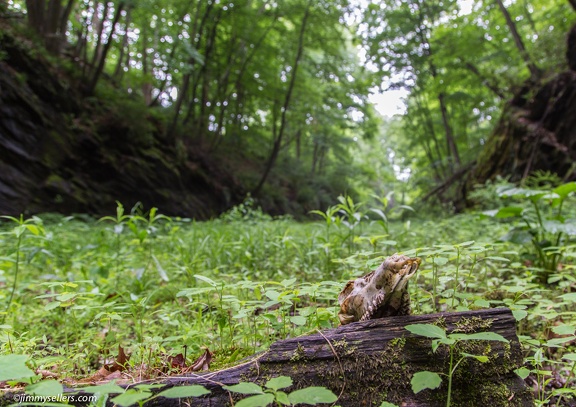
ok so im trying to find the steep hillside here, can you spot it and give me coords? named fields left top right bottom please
left=0, top=25, right=244, bottom=218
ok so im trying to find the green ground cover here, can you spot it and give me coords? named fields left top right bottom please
left=1, top=184, right=576, bottom=405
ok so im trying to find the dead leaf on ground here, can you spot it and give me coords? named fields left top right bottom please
left=188, top=348, right=213, bottom=372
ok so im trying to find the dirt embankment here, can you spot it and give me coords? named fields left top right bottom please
left=0, top=25, right=243, bottom=218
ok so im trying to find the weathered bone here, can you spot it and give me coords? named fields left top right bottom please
left=338, top=254, right=421, bottom=325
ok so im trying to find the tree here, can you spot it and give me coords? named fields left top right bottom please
left=25, top=0, right=76, bottom=54
left=252, top=0, right=311, bottom=196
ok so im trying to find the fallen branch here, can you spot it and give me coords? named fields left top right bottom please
left=3, top=308, right=533, bottom=406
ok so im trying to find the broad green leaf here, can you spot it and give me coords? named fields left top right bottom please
left=512, top=309, right=528, bottom=321
left=275, top=391, right=290, bottom=405
left=235, top=394, right=275, bottom=407
left=553, top=182, right=576, bottom=198
left=473, top=299, right=491, bottom=308
left=265, top=376, right=293, bottom=391
left=153, top=255, right=169, bottom=282
left=370, top=208, right=388, bottom=221
left=405, top=324, right=446, bottom=339
left=542, top=220, right=576, bottom=235
left=222, top=382, right=263, bottom=395
left=551, top=388, right=576, bottom=396
left=411, top=371, right=442, bottom=393
left=496, top=186, right=551, bottom=200
left=483, top=207, right=523, bottom=219
left=0, top=355, right=35, bottom=381
left=546, top=336, right=576, bottom=347
left=264, top=290, right=281, bottom=301
left=562, top=353, right=576, bottom=362
left=81, top=382, right=125, bottom=394
left=157, top=385, right=210, bottom=398
left=514, top=367, right=531, bottom=379
left=290, top=315, right=307, bottom=326
left=25, top=224, right=41, bottom=235
left=481, top=210, right=498, bottom=217
left=288, top=386, right=338, bottom=404
left=380, top=402, right=400, bottom=407
left=56, top=293, right=76, bottom=302
left=461, top=352, right=489, bottom=362
left=551, top=325, right=576, bottom=336
left=194, top=274, right=217, bottom=287
left=111, top=390, right=152, bottom=407
left=559, top=293, right=576, bottom=303
left=499, top=229, right=532, bottom=244
left=280, top=278, right=297, bottom=287
left=176, top=287, right=214, bottom=297
left=25, top=380, right=63, bottom=396
left=433, top=257, right=449, bottom=266
left=485, top=256, right=510, bottom=262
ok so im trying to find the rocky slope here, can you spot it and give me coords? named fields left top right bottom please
left=0, top=25, right=243, bottom=219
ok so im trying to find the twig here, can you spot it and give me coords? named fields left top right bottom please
left=316, top=329, right=346, bottom=405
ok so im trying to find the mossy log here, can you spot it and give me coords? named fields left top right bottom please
left=64, top=307, right=533, bottom=406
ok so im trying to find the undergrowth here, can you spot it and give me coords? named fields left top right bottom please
left=0, top=184, right=575, bottom=406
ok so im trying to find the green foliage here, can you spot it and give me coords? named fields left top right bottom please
left=1, top=193, right=576, bottom=404
left=223, top=376, right=337, bottom=406
left=0, top=354, right=36, bottom=381
left=0, top=215, right=45, bottom=325
left=406, top=323, right=508, bottom=406
left=482, top=181, right=576, bottom=282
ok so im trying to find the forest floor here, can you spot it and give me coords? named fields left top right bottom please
left=1, top=186, right=576, bottom=406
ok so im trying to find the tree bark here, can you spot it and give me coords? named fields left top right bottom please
left=48, top=308, right=532, bottom=407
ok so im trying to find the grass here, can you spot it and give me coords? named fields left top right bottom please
left=0, top=193, right=575, bottom=405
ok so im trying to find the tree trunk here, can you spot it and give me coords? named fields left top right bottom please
left=494, top=0, right=541, bottom=80
left=89, top=0, right=107, bottom=73
left=463, top=26, right=576, bottom=205
left=413, top=2, right=461, bottom=172
left=113, top=8, right=130, bottom=82
left=252, top=0, right=311, bottom=196
left=48, top=308, right=532, bottom=407
left=25, top=0, right=73, bottom=54
left=86, top=1, right=124, bottom=95
left=438, top=92, right=461, bottom=168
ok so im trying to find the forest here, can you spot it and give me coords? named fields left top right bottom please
left=0, top=0, right=576, bottom=406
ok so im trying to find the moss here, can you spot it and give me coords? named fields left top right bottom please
left=236, top=334, right=532, bottom=407
left=453, top=317, right=494, bottom=333
left=434, top=316, right=447, bottom=330
left=290, top=343, right=306, bottom=362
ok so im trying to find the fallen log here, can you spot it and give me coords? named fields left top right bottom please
left=7, top=308, right=534, bottom=406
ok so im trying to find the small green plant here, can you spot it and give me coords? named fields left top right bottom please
left=220, top=195, right=272, bottom=223
left=223, top=375, right=337, bottom=406
left=0, top=215, right=45, bottom=325
left=369, top=192, right=413, bottom=235
left=99, top=201, right=131, bottom=273
left=405, top=323, right=509, bottom=407
left=482, top=182, right=576, bottom=282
